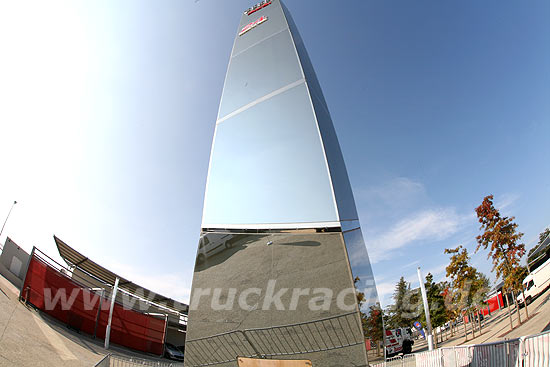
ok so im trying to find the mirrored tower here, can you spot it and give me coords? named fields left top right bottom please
left=185, top=1, right=382, bottom=366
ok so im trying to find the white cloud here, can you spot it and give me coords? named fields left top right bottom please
left=494, top=193, right=520, bottom=216
left=403, top=259, right=420, bottom=268
left=407, top=263, right=448, bottom=287
left=375, top=281, right=396, bottom=307
left=358, top=177, right=425, bottom=206
left=366, top=208, right=466, bottom=263
left=378, top=262, right=449, bottom=307
left=102, top=260, right=192, bottom=303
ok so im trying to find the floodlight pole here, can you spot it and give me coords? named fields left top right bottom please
left=0, top=200, right=17, bottom=242
left=418, top=267, right=434, bottom=351
left=105, top=277, right=120, bottom=349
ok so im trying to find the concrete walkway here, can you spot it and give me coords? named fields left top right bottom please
left=0, top=275, right=104, bottom=366
left=412, top=286, right=550, bottom=353
left=0, top=275, right=170, bottom=366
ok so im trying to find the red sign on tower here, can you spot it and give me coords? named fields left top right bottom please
left=239, top=15, right=268, bottom=36
left=244, top=1, right=272, bottom=16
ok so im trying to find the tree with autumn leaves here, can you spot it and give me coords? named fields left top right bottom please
left=475, top=194, right=528, bottom=327
left=444, top=245, right=489, bottom=340
left=355, top=277, right=384, bottom=356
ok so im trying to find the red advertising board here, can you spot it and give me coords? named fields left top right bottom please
left=21, top=255, right=166, bottom=355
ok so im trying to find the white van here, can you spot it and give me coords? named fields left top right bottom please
left=517, top=257, right=550, bottom=305
left=385, top=327, right=411, bottom=357
left=196, top=234, right=234, bottom=264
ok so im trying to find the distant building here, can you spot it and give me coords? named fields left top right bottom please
left=528, top=233, right=550, bottom=272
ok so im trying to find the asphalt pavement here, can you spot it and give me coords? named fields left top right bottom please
left=412, top=286, right=550, bottom=353
left=0, top=274, right=171, bottom=366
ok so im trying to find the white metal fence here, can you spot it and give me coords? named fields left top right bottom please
left=371, top=329, right=550, bottom=367
left=381, top=354, right=416, bottom=367
left=94, top=354, right=184, bottom=367
left=94, top=330, right=550, bottom=366
left=521, top=331, right=550, bottom=367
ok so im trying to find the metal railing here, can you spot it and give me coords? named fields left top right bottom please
left=94, top=354, right=184, bottom=367
left=370, top=329, right=550, bottom=367
left=380, top=354, right=416, bottom=367
left=184, top=312, right=364, bottom=366
left=520, top=330, right=550, bottom=367
left=28, top=247, right=183, bottom=321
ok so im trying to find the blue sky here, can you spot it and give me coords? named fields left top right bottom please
left=0, top=0, right=549, bottom=307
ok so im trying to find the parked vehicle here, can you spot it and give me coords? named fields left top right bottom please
left=517, top=256, right=550, bottom=305
left=164, top=342, right=185, bottom=361
left=385, top=327, right=412, bottom=357
left=195, top=233, right=234, bottom=264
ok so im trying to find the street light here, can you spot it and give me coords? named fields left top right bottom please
left=0, top=200, right=17, bottom=241
left=418, top=266, right=434, bottom=351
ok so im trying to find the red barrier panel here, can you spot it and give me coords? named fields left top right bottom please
left=365, top=338, right=371, bottom=351
left=22, top=255, right=166, bottom=355
left=486, top=293, right=503, bottom=313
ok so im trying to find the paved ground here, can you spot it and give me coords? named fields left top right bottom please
left=411, top=286, right=550, bottom=354
left=0, top=275, right=171, bottom=366
left=2, top=266, right=549, bottom=366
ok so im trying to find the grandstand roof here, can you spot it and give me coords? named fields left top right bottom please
left=54, top=235, right=188, bottom=315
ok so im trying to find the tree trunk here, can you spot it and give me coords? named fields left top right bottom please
left=462, top=316, right=468, bottom=341
left=506, top=293, right=514, bottom=330
left=477, top=311, right=482, bottom=335
left=451, top=320, right=455, bottom=337
left=472, top=313, right=477, bottom=338
left=512, top=290, right=522, bottom=325
left=521, top=287, right=529, bottom=320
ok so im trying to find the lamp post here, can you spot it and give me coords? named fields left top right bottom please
left=0, top=200, right=17, bottom=240
left=418, top=266, right=434, bottom=350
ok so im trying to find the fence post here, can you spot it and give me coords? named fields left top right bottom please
left=162, top=314, right=168, bottom=357
left=505, top=338, right=510, bottom=367
left=454, top=346, right=458, bottom=367
left=518, top=335, right=526, bottom=367
left=240, top=331, right=262, bottom=359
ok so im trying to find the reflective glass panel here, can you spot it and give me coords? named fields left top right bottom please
left=203, top=83, right=338, bottom=228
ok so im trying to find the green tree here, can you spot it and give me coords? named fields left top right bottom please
left=444, top=246, right=488, bottom=339
left=419, top=273, right=447, bottom=327
left=440, top=281, right=458, bottom=336
left=444, top=246, right=477, bottom=309
left=418, top=273, right=448, bottom=345
left=472, top=272, right=491, bottom=307
left=475, top=195, right=528, bottom=326
left=387, top=277, right=420, bottom=329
